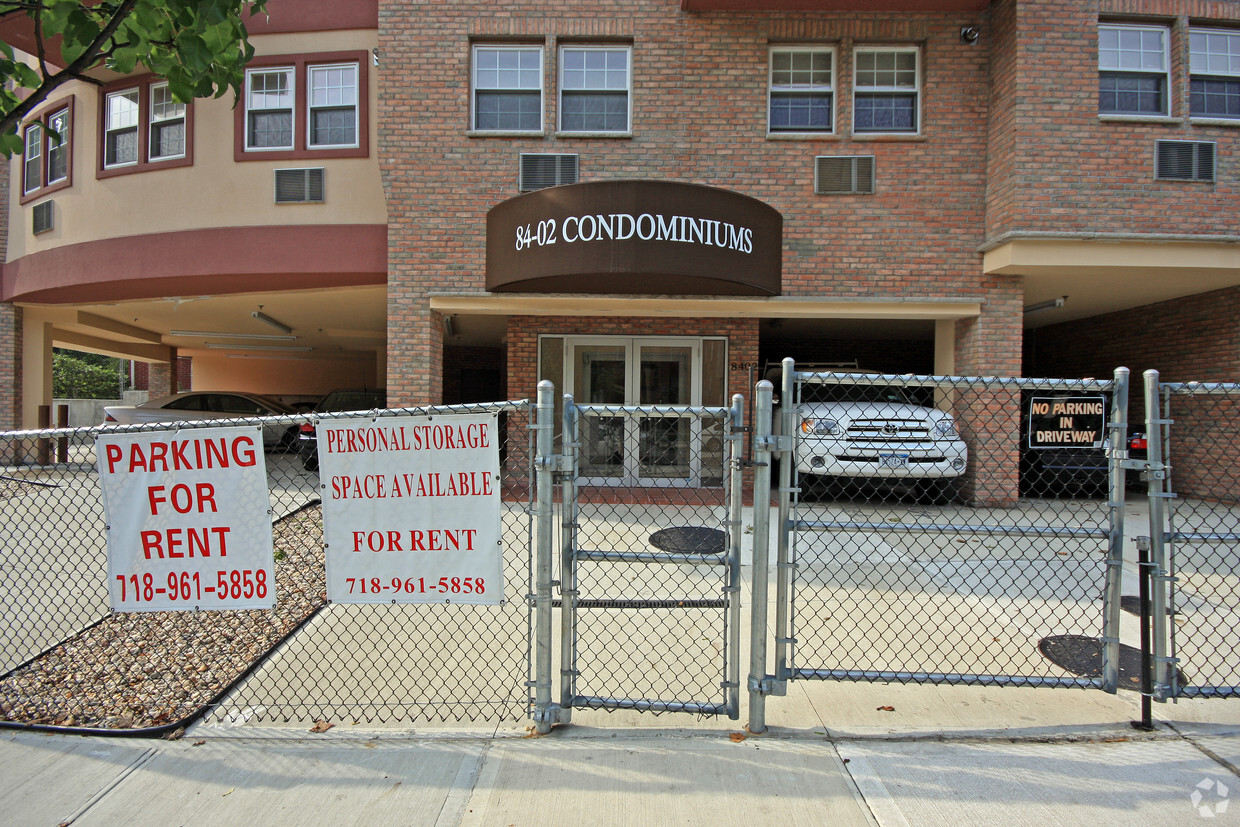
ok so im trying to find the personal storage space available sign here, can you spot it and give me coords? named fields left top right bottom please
left=317, top=414, right=503, bottom=605
left=96, top=426, right=276, bottom=612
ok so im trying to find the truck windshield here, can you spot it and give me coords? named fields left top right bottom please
left=800, top=382, right=914, bottom=405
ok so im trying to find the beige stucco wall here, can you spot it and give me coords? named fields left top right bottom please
left=6, top=29, right=383, bottom=264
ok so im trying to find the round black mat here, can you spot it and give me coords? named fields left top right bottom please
left=1037, top=634, right=1147, bottom=692
left=648, top=526, right=726, bottom=554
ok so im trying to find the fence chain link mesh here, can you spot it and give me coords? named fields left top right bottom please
left=0, top=402, right=535, bottom=732
left=1157, top=381, right=1240, bottom=698
left=769, top=365, right=1127, bottom=690
left=557, top=399, right=741, bottom=718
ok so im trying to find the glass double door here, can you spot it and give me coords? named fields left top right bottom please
left=568, top=338, right=701, bottom=486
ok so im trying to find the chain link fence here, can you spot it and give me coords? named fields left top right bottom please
left=751, top=362, right=1129, bottom=720
left=552, top=396, right=743, bottom=720
left=1152, top=379, right=1240, bottom=699
left=0, top=402, right=535, bottom=733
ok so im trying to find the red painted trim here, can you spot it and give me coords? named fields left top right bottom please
left=19, top=96, right=75, bottom=204
left=96, top=75, right=195, bottom=178
left=245, top=0, right=377, bottom=34
left=2, top=224, right=387, bottom=303
left=233, top=51, right=370, bottom=162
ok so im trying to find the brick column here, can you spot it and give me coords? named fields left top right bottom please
left=0, top=303, right=21, bottom=434
left=147, top=348, right=179, bottom=397
left=954, top=276, right=1024, bottom=506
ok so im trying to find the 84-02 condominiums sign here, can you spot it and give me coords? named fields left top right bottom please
left=486, top=180, right=782, bottom=296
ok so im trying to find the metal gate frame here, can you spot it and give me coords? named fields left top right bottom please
left=1139, top=370, right=1240, bottom=703
left=531, top=382, right=745, bottom=732
left=748, top=360, right=1134, bottom=733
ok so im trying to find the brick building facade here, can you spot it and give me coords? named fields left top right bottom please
left=0, top=0, right=1236, bottom=500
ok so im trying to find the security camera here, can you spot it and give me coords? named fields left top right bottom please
left=960, top=26, right=980, bottom=45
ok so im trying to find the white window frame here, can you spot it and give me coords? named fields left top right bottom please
left=45, top=107, right=68, bottom=185
left=1098, top=23, right=1170, bottom=117
left=558, top=44, right=632, bottom=135
left=148, top=81, right=186, bottom=161
left=103, top=87, right=140, bottom=168
left=1189, top=27, right=1240, bottom=121
left=768, top=45, right=835, bottom=136
left=23, top=122, right=42, bottom=194
left=471, top=44, right=544, bottom=133
left=307, top=62, right=360, bottom=149
left=852, top=46, right=920, bottom=135
left=244, top=66, right=295, bottom=151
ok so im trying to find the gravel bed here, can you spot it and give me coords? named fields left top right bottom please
left=0, top=505, right=326, bottom=731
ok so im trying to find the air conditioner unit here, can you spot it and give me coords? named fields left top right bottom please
left=32, top=200, right=53, bottom=234
left=1155, top=140, right=1215, bottom=182
left=519, top=153, right=579, bottom=191
left=274, top=167, right=326, bottom=203
left=815, top=156, right=875, bottom=195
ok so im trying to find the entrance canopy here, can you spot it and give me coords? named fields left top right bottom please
left=486, top=180, right=782, bottom=296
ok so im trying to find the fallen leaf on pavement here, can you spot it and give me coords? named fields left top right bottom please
left=310, top=720, right=334, bottom=733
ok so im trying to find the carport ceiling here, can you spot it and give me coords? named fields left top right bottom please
left=35, top=286, right=386, bottom=361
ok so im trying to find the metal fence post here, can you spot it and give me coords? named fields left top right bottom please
left=747, top=379, right=774, bottom=733
left=1143, top=369, right=1172, bottom=700
left=727, top=393, right=745, bottom=719
left=533, top=380, right=556, bottom=732
left=1102, top=367, right=1129, bottom=693
left=559, top=394, right=579, bottom=720
left=773, top=357, right=795, bottom=683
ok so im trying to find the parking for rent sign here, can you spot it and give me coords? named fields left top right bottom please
left=318, top=414, right=503, bottom=605
left=96, top=426, right=276, bottom=612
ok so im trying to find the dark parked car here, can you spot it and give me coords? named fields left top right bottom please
left=298, top=389, right=387, bottom=471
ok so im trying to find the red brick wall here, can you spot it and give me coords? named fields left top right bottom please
left=987, top=0, right=1240, bottom=239
left=1028, top=286, right=1240, bottom=503
left=380, top=3, right=1016, bottom=404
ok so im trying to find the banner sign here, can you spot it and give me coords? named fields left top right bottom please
left=97, top=426, right=276, bottom=612
left=1027, top=396, right=1107, bottom=449
left=318, top=413, right=503, bottom=605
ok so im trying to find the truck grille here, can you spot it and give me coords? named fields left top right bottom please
left=846, top=420, right=932, bottom=442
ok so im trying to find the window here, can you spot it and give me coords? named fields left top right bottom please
left=559, top=45, right=630, bottom=133
left=98, top=77, right=194, bottom=176
left=235, top=51, right=369, bottom=160
left=853, top=47, right=919, bottom=134
left=1098, top=24, right=1169, bottom=116
left=148, top=82, right=186, bottom=160
left=769, top=46, right=834, bottom=134
left=1190, top=28, right=1240, bottom=120
left=472, top=45, right=542, bottom=132
left=308, top=64, right=359, bottom=147
left=104, top=88, right=139, bottom=167
left=21, top=98, right=72, bottom=200
left=245, top=68, right=294, bottom=150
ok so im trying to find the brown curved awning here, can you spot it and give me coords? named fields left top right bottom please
left=486, top=180, right=782, bottom=296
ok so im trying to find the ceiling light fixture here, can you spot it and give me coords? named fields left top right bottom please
left=169, top=329, right=297, bottom=341
left=205, top=343, right=312, bottom=352
left=1023, top=296, right=1067, bottom=314
left=252, top=310, right=293, bottom=334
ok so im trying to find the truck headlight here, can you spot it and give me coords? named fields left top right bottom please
left=801, top=417, right=841, bottom=436
left=933, top=419, right=959, bottom=438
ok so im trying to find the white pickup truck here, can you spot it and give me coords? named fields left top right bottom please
left=770, top=363, right=969, bottom=503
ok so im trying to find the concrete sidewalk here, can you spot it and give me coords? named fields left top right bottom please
left=6, top=685, right=1240, bottom=826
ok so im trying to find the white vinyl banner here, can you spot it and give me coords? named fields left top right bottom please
left=318, top=413, right=503, bottom=605
left=96, top=426, right=276, bottom=612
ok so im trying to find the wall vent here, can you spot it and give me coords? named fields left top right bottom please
left=32, top=200, right=53, bottom=234
left=274, top=167, right=325, bottom=203
left=519, top=153, right=578, bottom=191
left=1156, top=140, right=1215, bottom=182
left=815, top=156, right=875, bottom=195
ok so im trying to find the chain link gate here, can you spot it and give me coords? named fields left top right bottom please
left=748, top=360, right=1132, bottom=731
left=0, top=401, right=538, bottom=732
left=1138, top=371, right=1240, bottom=703
left=531, top=382, right=744, bottom=730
